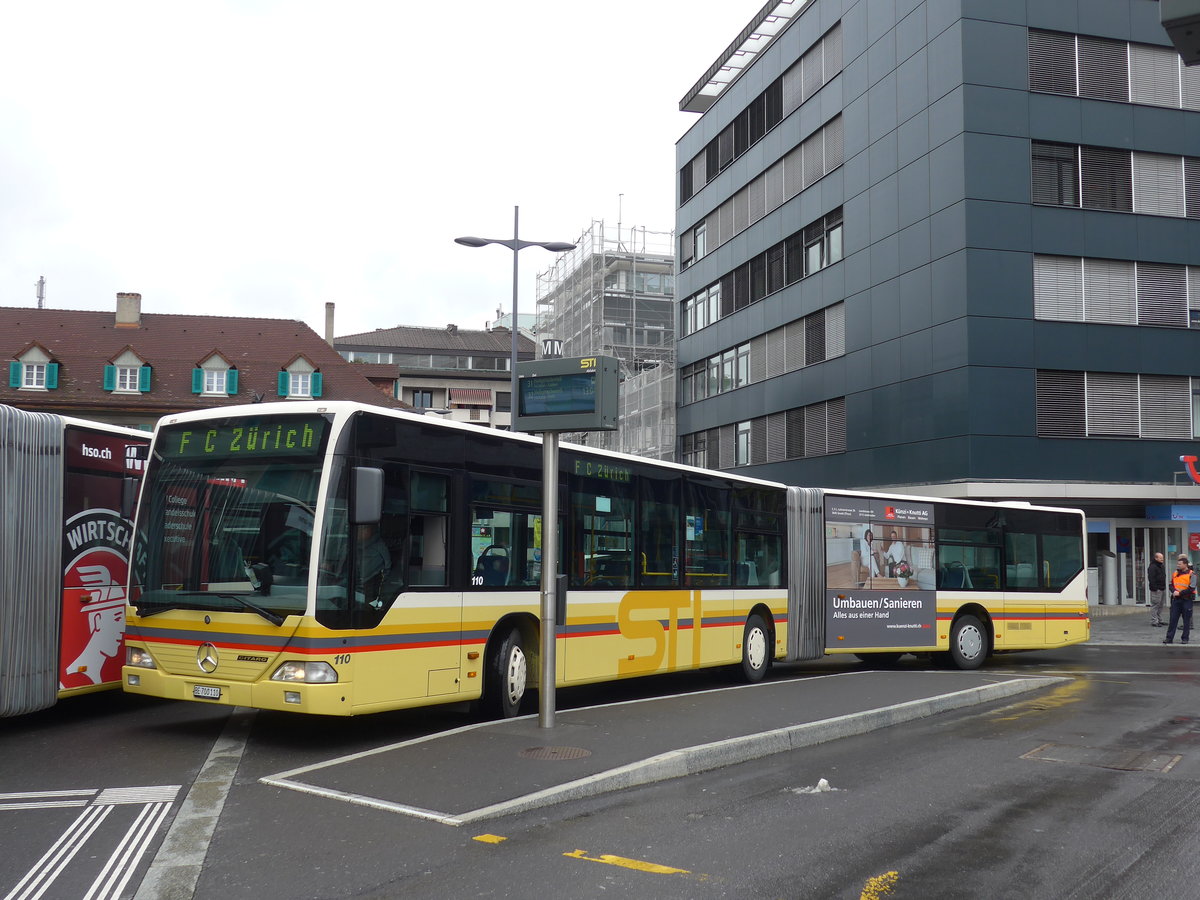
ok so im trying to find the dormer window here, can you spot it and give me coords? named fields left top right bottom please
left=105, top=348, right=151, bottom=394
left=278, top=356, right=323, bottom=399
left=8, top=345, right=59, bottom=391
left=192, top=353, right=239, bottom=397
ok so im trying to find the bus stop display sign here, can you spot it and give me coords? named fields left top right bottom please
left=514, top=355, right=618, bottom=433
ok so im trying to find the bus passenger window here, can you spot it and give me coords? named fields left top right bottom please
left=638, top=476, right=680, bottom=587
left=684, top=480, right=730, bottom=588
left=569, top=472, right=634, bottom=590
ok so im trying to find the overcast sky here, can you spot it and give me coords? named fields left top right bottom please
left=0, top=1, right=756, bottom=339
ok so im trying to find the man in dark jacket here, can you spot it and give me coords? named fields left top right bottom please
left=1148, top=552, right=1167, bottom=626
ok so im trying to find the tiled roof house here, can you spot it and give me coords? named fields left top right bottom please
left=1, top=293, right=406, bottom=428
left=335, top=322, right=534, bottom=429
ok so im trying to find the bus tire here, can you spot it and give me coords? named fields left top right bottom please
left=740, top=614, right=770, bottom=683
left=948, top=614, right=987, bottom=670
left=483, top=626, right=528, bottom=719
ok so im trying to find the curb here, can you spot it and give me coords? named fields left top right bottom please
left=449, top=675, right=1066, bottom=825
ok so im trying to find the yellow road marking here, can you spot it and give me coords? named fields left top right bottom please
left=473, top=834, right=506, bottom=844
left=861, top=870, right=899, bottom=898
left=989, top=678, right=1090, bottom=721
left=564, top=849, right=690, bottom=875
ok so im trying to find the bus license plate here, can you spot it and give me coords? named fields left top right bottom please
left=193, top=685, right=221, bottom=700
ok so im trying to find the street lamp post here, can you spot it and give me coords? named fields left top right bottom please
left=456, top=208, right=575, bottom=728
left=455, top=206, right=576, bottom=416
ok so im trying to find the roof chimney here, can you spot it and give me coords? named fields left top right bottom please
left=447, top=323, right=458, bottom=334
left=115, top=292, right=141, bottom=328
left=325, top=301, right=335, bottom=346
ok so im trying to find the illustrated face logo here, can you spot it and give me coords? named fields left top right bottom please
left=197, top=642, right=220, bottom=674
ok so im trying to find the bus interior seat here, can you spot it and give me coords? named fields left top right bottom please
left=475, top=546, right=510, bottom=586
left=939, top=562, right=972, bottom=590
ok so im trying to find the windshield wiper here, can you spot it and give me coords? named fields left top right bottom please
left=134, top=601, right=185, bottom=618
left=133, top=592, right=285, bottom=626
left=210, top=593, right=286, bottom=627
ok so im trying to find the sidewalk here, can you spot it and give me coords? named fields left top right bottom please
left=1089, top=602, right=1193, bottom=645
left=260, top=670, right=1064, bottom=826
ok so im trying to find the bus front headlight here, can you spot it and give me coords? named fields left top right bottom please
left=270, top=661, right=338, bottom=684
left=127, top=646, right=156, bottom=669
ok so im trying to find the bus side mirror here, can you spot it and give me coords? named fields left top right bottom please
left=351, top=467, right=384, bottom=525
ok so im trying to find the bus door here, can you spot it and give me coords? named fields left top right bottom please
left=338, top=468, right=461, bottom=707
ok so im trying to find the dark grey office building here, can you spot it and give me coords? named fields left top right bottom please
left=675, top=0, right=1200, bottom=602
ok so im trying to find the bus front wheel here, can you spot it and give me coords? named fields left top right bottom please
left=740, top=614, right=770, bottom=683
left=483, top=626, right=528, bottom=719
left=945, top=614, right=987, bottom=670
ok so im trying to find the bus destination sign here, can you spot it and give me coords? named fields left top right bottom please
left=159, top=417, right=330, bottom=460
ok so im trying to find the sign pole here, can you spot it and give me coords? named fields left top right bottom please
left=539, top=432, right=559, bottom=728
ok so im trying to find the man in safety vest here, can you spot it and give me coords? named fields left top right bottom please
left=1163, top=555, right=1196, bottom=644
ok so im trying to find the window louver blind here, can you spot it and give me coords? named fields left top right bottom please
left=826, top=398, right=847, bottom=454
left=825, top=302, right=846, bottom=359
left=1028, top=30, right=1076, bottom=94
left=751, top=418, right=767, bottom=465
left=1081, top=146, right=1132, bottom=211
left=766, top=328, right=785, bottom=379
left=1137, top=262, right=1188, bottom=327
left=806, top=309, right=827, bottom=364
left=1085, top=372, right=1139, bottom=436
left=1078, top=36, right=1129, bottom=102
left=1084, top=258, right=1136, bottom=325
left=1036, top=370, right=1086, bottom=436
left=785, top=321, right=805, bottom=372
left=786, top=408, right=805, bottom=459
left=1139, top=375, right=1191, bottom=438
left=804, top=404, right=828, bottom=457
left=1034, top=255, right=1083, bottom=321
left=824, top=116, right=844, bottom=170
left=1130, top=43, right=1181, bottom=107
left=1032, top=142, right=1079, bottom=206
left=767, top=413, right=786, bottom=462
left=1132, top=152, right=1185, bottom=217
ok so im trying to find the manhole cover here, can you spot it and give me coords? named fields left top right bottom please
left=518, top=745, right=592, bottom=761
left=1022, top=742, right=1181, bottom=773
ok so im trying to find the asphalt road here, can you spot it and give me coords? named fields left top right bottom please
left=4, top=631, right=1200, bottom=899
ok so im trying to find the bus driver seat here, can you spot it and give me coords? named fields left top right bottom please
left=475, top=545, right=510, bottom=587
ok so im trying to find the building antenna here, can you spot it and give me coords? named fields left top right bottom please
left=35, top=275, right=45, bottom=309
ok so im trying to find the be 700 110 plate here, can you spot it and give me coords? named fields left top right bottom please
left=193, top=684, right=221, bottom=700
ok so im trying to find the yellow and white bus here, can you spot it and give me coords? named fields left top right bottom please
left=122, top=402, right=1088, bottom=716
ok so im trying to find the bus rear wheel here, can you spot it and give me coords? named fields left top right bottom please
left=946, top=614, right=987, bottom=670
left=483, top=626, right=528, bottom=719
left=740, top=614, right=770, bottom=683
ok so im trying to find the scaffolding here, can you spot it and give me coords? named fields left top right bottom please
left=535, top=220, right=677, bottom=460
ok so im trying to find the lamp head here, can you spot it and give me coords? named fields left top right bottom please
left=454, top=236, right=491, bottom=248
left=541, top=242, right=577, bottom=253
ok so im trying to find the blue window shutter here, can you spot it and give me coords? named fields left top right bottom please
left=8, top=361, right=20, bottom=387
left=139, top=365, right=152, bottom=392
left=46, top=363, right=59, bottom=389
left=277, top=371, right=289, bottom=397
left=191, top=369, right=204, bottom=394
left=311, top=372, right=323, bottom=398
left=103, top=364, right=116, bottom=391
left=227, top=369, right=239, bottom=395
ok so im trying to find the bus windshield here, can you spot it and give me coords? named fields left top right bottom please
left=130, top=415, right=331, bottom=621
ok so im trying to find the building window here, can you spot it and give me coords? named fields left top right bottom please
left=290, top=373, right=311, bottom=397
left=204, top=369, right=227, bottom=395
left=116, top=366, right=138, bottom=392
left=412, top=389, right=433, bottom=409
left=496, top=392, right=511, bottom=413
left=24, top=363, right=46, bottom=388
left=1036, top=370, right=1191, bottom=438
left=735, top=421, right=751, bottom=466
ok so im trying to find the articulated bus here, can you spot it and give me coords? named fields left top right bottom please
left=0, top=404, right=149, bottom=716
left=121, top=402, right=1088, bottom=717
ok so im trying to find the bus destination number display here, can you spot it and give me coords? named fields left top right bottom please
left=161, top=418, right=328, bottom=459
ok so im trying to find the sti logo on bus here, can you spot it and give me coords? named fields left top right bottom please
left=579, top=358, right=597, bottom=369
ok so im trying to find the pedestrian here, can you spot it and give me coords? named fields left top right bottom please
left=1148, top=551, right=1167, bottom=626
left=1163, top=555, right=1196, bottom=644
